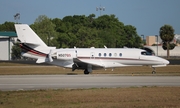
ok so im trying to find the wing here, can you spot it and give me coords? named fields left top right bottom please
left=75, top=58, right=128, bottom=69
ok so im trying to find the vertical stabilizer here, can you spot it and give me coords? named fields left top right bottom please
left=14, top=24, right=55, bottom=62
left=15, top=24, right=47, bottom=47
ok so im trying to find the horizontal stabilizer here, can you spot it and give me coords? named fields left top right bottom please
left=36, top=58, right=46, bottom=63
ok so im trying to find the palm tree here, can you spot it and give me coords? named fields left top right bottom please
left=159, top=25, right=175, bottom=59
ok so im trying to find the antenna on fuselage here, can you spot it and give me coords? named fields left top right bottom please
left=104, top=45, right=107, bottom=49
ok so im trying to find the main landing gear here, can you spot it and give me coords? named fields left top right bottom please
left=72, top=64, right=91, bottom=74
left=84, top=64, right=92, bottom=75
left=84, top=69, right=90, bottom=74
left=152, top=67, right=156, bottom=74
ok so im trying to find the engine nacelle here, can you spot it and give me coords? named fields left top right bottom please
left=56, top=50, right=76, bottom=60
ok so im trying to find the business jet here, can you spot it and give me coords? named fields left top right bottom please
left=14, top=24, right=169, bottom=74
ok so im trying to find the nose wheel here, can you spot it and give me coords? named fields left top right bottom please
left=152, top=67, right=156, bottom=74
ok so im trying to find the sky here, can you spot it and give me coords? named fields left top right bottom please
left=0, top=0, right=180, bottom=36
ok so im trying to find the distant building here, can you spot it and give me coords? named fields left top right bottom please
left=146, top=36, right=156, bottom=46
left=146, top=35, right=162, bottom=46
left=146, top=35, right=180, bottom=46
left=0, top=32, right=17, bottom=60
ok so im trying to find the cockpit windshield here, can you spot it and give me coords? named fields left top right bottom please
left=141, top=51, right=153, bottom=56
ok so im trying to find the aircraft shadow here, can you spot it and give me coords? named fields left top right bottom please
left=66, top=73, right=78, bottom=75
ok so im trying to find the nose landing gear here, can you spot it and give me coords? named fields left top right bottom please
left=152, top=67, right=156, bottom=74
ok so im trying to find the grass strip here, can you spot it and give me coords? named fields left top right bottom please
left=0, top=87, right=180, bottom=108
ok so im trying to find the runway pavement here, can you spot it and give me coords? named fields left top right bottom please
left=0, top=75, right=180, bottom=91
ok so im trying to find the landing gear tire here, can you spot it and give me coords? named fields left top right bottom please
left=152, top=71, right=156, bottom=74
left=152, top=67, right=156, bottom=74
left=84, top=69, right=90, bottom=75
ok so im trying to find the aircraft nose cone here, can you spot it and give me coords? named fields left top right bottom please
left=163, top=59, right=169, bottom=65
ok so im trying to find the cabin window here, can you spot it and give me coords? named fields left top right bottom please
left=141, top=51, right=152, bottom=56
left=99, top=53, right=101, bottom=57
left=104, top=53, right=106, bottom=57
left=109, top=53, right=112, bottom=57
left=119, top=53, right=122, bottom=57
left=141, top=51, right=146, bottom=55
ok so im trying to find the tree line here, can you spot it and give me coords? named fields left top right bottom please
left=0, top=14, right=143, bottom=48
left=0, top=14, right=175, bottom=59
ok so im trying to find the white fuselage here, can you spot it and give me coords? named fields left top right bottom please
left=45, top=48, right=169, bottom=69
